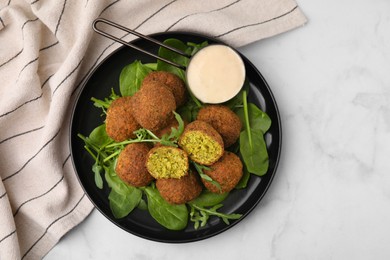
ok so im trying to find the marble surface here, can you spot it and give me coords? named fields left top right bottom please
left=45, top=1, right=390, bottom=259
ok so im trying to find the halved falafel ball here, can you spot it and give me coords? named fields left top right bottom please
left=142, top=71, right=187, bottom=107
left=131, top=81, right=176, bottom=132
left=105, top=96, right=140, bottom=142
left=146, top=146, right=189, bottom=179
left=197, top=105, right=242, bottom=147
left=202, top=151, right=243, bottom=193
left=115, top=143, right=154, bottom=187
left=156, top=172, right=202, bottom=204
left=179, top=120, right=224, bottom=165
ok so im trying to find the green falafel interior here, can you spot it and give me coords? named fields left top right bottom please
left=146, top=146, right=189, bottom=179
left=179, top=131, right=223, bottom=165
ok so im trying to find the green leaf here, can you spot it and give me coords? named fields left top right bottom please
left=144, top=186, right=188, bottom=230
left=105, top=171, right=142, bottom=218
left=92, top=163, right=103, bottom=189
left=119, top=60, right=152, bottom=96
left=239, top=129, right=269, bottom=176
left=157, top=39, right=189, bottom=80
left=236, top=103, right=272, bottom=133
left=88, top=124, right=111, bottom=147
left=188, top=190, right=229, bottom=207
left=235, top=164, right=250, bottom=189
left=108, top=186, right=142, bottom=219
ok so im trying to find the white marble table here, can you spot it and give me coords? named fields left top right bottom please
left=45, top=0, right=390, bottom=259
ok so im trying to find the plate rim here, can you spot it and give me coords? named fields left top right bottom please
left=69, top=30, right=282, bottom=243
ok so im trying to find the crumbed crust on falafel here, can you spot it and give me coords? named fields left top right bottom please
left=105, top=96, right=140, bottom=142
left=115, top=143, right=154, bottom=187
left=130, top=81, right=176, bottom=132
left=202, top=151, right=243, bottom=193
left=142, top=71, right=187, bottom=107
left=197, top=105, right=242, bottom=147
left=156, top=172, right=202, bottom=204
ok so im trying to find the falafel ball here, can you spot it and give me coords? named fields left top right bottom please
left=131, top=81, right=176, bottom=132
left=202, top=151, right=243, bottom=193
left=105, top=96, right=140, bottom=142
left=146, top=146, right=189, bottom=179
left=197, top=105, right=242, bottom=147
left=142, top=71, right=187, bottom=107
left=156, top=172, right=202, bottom=204
left=115, top=143, right=154, bottom=187
left=179, top=120, right=224, bottom=165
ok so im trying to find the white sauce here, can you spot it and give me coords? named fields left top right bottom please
left=186, top=44, right=246, bottom=104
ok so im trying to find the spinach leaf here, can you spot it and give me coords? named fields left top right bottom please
left=88, top=124, right=111, bottom=147
left=105, top=170, right=142, bottom=219
left=157, top=39, right=189, bottom=80
left=188, top=190, right=229, bottom=207
left=240, top=129, right=269, bottom=176
left=236, top=103, right=271, bottom=133
left=237, top=91, right=271, bottom=176
left=235, top=164, right=250, bottom=189
left=144, top=186, right=188, bottom=230
left=119, top=60, right=152, bottom=97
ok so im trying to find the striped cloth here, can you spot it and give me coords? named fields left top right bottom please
left=0, top=0, right=306, bottom=259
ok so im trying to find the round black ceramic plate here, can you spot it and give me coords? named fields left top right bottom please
left=70, top=32, right=281, bottom=243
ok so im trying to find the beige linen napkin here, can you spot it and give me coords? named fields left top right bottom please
left=0, top=0, right=306, bottom=259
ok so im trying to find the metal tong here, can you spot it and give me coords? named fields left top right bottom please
left=92, top=18, right=190, bottom=70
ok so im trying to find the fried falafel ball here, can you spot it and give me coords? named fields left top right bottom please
left=146, top=146, right=189, bottom=179
left=142, top=71, right=187, bottom=107
left=115, top=143, right=154, bottom=187
left=179, top=120, right=224, bottom=166
left=131, top=81, right=176, bottom=132
left=197, top=105, right=242, bottom=147
left=202, top=151, right=243, bottom=193
left=105, top=96, right=140, bottom=142
left=156, top=172, right=202, bottom=204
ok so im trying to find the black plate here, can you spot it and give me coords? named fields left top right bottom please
left=70, top=32, right=281, bottom=243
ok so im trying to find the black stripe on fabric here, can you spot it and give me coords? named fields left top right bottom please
left=165, top=0, right=240, bottom=31
left=0, top=230, right=16, bottom=244
left=52, top=58, right=83, bottom=95
left=21, top=18, right=39, bottom=30
left=21, top=194, right=86, bottom=259
left=13, top=175, right=65, bottom=216
left=7, top=0, right=11, bottom=6
left=2, top=129, right=60, bottom=182
left=0, top=17, right=5, bottom=27
left=99, top=0, right=120, bottom=16
left=0, top=126, right=44, bottom=145
left=17, top=57, right=38, bottom=78
left=13, top=154, right=70, bottom=216
left=62, top=154, right=71, bottom=168
left=0, top=74, right=53, bottom=119
left=54, top=0, right=67, bottom=36
left=134, top=0, right=177, bottom=30
left=216, top=5, right=298, bottom=38
left=39, top=40, right=59, bottom=52
left=0, top=49, right=23, bottom=68
left=31, top=0, right=39, bottom=4
left=0, top=192, right=7, bottom=199
left=0, top=18, right=38, bottom=68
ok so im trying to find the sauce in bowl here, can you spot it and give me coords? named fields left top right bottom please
left=186, top=44, right=246, bottom=104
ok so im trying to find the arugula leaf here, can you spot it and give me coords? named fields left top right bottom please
left=189, top=204, right=241, bottom=229
left=119, top=60, right=152, bottom=96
